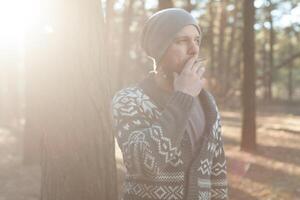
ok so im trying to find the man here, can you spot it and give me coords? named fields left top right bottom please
left=112, top=8, right=228, bottom=200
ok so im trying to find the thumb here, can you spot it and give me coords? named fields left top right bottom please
left=202, top=78, right=207, bottom=88
left=173, top=72, right=179, bottom=80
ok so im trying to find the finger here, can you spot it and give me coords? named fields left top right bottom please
left=196, top=67, right=205, bottom=77
left=195, top=79, right=205, bottom=94
left=192, top=59, right=202, bottom=72
left=202, top=78, right=207, bottom=88
left=191, top=61, right=199, bottom=73
left=200, top=78, right=206, bottom=89
left=182, top=55, right=197, bottom=72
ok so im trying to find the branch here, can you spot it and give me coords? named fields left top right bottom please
left=276, top=52, right=300, bottom=69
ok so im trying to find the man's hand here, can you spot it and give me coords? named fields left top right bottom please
left=173, top=56, right=205, bottom=97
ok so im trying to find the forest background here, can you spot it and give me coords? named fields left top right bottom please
left=0, top=0, right=299, bottom=199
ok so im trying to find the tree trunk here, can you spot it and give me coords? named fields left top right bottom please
left=105, top=0, right=118, bottom=92
left=185, top=0, right=195, bottom=12
left=0, top=56, right=19, bottom=127
left=217, top=0, right=228, bottom=85
left=23, top=27, right=46, bottom=165
left=262, top=41, right=268, bottom=100
left=224, top=0, right=239, bottom=95
left=217, top=0, right=228, bottom=64
left=262, top=26, right=269, bottom=101
left=288, top=43, right=294, bottom=102
left=288, top=63, right=293, bottom=102
left=24, top=84, right=41, bottom=165
left=208, top=1, right=216, bottom=76
left=23, top=118, right=41, bottom=165
left=118, top=0, right=134, bottom=88
left=266, top=0, right=275, bottom=101
left=38, top=0, right=117, bottom=199
left=241, top=0, right=256, bottom=152
left=158, top=0, right=174, bottom=10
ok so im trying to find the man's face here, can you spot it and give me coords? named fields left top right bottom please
left=159, top=25, right=201, bottom=75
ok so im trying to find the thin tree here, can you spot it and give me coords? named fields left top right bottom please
left=158, top=0, right=174, bottom=10
left=37, top=0, right=117, bottom=199
left=118, top=0, right=134, bottom=87
left=216, top=0, right=228, bottom=81
left=266, top=0, right=275, bottom=101
left=224, top=0, right=239, bottom=95
left=241, top=0, right=256, bottom=152
left=287, top=42, right=294, bottom=102
left=23, top=32, right=43, bottom=165
left=185, top=0, right=196, bottom=12
left=105, top=0, right=118, bottom=92
left=207, top=1, right=216, bottom=76
left=24, top=14, right=56, bottom=165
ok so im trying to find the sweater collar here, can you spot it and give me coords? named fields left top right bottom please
left=138, top=75, right=218, bottom=128
left=138, top=74, right=170, bottom=110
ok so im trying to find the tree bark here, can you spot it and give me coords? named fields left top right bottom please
left=158, top=0, right=174, bottom=10
left=261, top=40, right=268, bottom=100
left=217, top=0, right=228, bottom=81
left=0, top=55, right=19, bottom=127
left=288, top=63, right=293, bottom=102
left=38, top=0, right=117, bottom=199
left=208, top=1, right=216, bottom=76
left=288, top=43, right=294, bottom=102
left=105, top=0, right=118, bottom=92
left=224, top=0, right=239, bottom=95
left=24, top=24, right=48, bottom=165
left=241, top=0, right=256, bottom=152
left=185, top=0, right=195, bottom=12
left=266, top=0, right=275, bottom=101
left=118, top=0, right=134, bottom=88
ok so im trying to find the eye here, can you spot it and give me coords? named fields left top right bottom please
left=175, top=39, right=188, bottom=44
left=194, top=38, right=201, bottom=46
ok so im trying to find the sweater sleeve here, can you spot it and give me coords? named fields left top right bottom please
left=112, top=87, right=194, bottom=177
left=210, top=116, right=228, bottom=200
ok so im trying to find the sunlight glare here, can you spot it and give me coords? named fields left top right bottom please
left=0, top=0, right=41, bottom=46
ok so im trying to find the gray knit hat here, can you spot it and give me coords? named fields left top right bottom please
left=141, top=8, right=201, bottom=64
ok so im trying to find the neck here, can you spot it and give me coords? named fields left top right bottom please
left=153, top=73, right=173, bottom=94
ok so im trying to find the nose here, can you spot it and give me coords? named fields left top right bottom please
left=188, top=40, right=199, bottom=56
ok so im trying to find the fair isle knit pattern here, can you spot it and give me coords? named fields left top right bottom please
left=112, top=79, right=228, bottom=200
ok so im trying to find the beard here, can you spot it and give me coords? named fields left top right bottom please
left=161, top=57, right=189, bottom=75
left=159, top=62, right=182, bottom=83
left=158, top=55, right=196, bottom=82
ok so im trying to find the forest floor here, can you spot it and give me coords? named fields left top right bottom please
left=220, top=101, right=300, bottom=200
left=0, top=101, right=300, bottom=200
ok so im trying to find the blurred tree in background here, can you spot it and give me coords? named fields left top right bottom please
left=241, top=0, right=256, bottom=152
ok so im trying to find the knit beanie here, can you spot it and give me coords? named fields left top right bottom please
left=141, top=8, right=201, bottom=65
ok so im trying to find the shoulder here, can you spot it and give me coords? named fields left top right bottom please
left=112, top=86, right=155, bottom=110
left=112, top=86, right=144, bottom=104
left=112, top=86, right=160, bottom=119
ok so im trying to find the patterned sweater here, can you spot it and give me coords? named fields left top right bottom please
left=112, top=77, right=228, bottom=200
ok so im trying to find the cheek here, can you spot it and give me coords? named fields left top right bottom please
left=169, top=51, right=186, bottom=72
left=174, top=54, right=188, bottom=73
left=160, top=47, right=187, bottom=73
left=162, top=57, right=179, bottom=74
